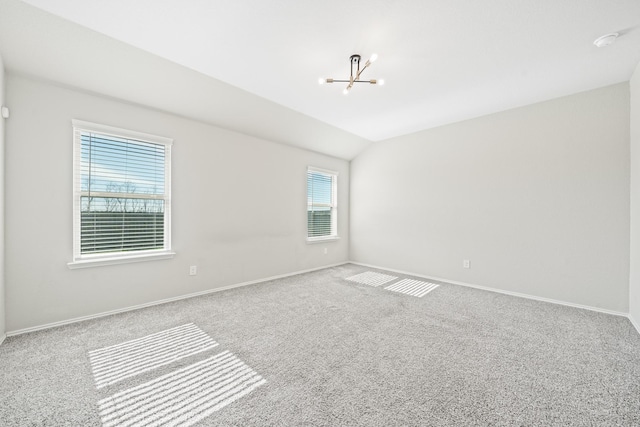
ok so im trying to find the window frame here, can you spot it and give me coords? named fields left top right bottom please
left=306, top=166, right=339, bottom=243
left=68, top=120, right=175, bottom=269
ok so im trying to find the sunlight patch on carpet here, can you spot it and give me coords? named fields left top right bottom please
left=345, top=271, right=398, bottom=287
left=384, top=279, right=439, bottom=298
left=98, top=350, right=266, bottom=427
left=89, top=323, right=219, bottom=389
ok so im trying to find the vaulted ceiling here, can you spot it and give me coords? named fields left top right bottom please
left=1, top=0, right=639, bottom=159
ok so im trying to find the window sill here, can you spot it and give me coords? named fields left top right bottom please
left=306, top=236, right=340, bottom=244
left=67, top=251, right=176, bottom=269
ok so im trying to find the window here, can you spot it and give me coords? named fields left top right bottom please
left=69, top=120, right=174, bottom=268
left=307, top=167, right=338, bottom=241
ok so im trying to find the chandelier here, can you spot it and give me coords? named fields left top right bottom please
left=320, top=53, right=384, bottom=95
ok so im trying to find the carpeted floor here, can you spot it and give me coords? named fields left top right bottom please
left=1, top=263, right=639, bottom=426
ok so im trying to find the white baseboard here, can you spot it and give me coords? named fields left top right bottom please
left=349, top=261, right=628, bottom=317
left=0, top=333, right=6, bottom=346
left=7, top=262, right=348, bottom=337
left=7, top=260, right=636, bottom=338
left=629, top=314, right=640, bottom=335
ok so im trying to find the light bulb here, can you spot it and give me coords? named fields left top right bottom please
left=343, top=88, right=350, bottom=95
left=318, top=78, right=325, bottom=85
left=378, top=79, right=385, bottom=86
left=370, top=53, right=378, bottom=62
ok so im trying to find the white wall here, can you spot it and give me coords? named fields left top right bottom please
left=0, top=53, right=5, bottom=342
left=351, top=83, right=630, bottom=313
left=5, top=74, right=349, bottom=332
left=630, top=63, right=640, bottom=331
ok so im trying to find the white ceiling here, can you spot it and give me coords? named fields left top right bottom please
left=1, top=0, right=640, bottom=159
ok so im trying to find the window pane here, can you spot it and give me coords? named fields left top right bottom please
left=81, top=133, right=165, bottom=195
left=307, top=173, right=332, bottom=206
left=308, top=209, right=332, bottom=237
left=80, top=196, right=164, bottom=254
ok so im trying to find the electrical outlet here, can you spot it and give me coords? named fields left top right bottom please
left=324, top=248, right=328, bottom=255
left=189, top=265, right=197, bottom=276
left=463, top=259, right=470, bottom=269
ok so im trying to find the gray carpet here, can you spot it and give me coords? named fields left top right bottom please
left=1, top=263, right=639, bottom=426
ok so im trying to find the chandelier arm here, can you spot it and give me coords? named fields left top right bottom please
left=355, top=61, right=371, bottom=81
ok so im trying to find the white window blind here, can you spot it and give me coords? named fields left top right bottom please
left=307, top=167, right=338, bottom=240
left=71, top=120, right=173, bottom=266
